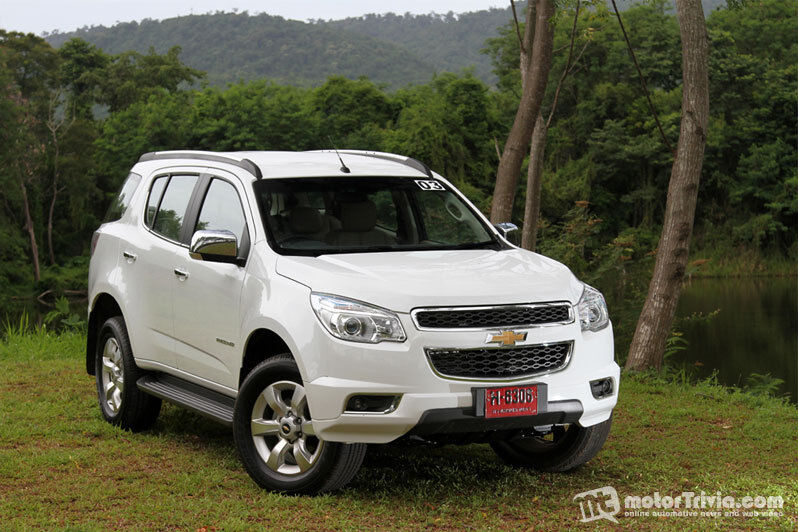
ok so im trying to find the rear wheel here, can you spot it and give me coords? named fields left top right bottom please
left=95, top=316, right=161, bottom=431
left=491, top=416, right=612, bottom=472
left=233, top=355, right=366, bottom=495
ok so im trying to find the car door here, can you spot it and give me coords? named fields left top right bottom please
left=172, top=174, right=250, bottom=389
left=122, top=173, right=199, bottom=369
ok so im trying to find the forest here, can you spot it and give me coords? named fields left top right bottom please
left=43, top=1, right=729, bottom=89
left=0, top=0, right=795, bottom=355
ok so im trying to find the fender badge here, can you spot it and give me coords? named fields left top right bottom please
left=485, top=330, right=527, bottom=347
left=215, top=337, right=235, bottom=347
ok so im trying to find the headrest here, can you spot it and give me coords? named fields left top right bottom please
left=289, top=206, right=323, bottom=234
left=339, top=201, right=377, bottom=232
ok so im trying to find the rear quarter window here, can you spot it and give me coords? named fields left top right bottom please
left=104, top=173, right=142, bottom=222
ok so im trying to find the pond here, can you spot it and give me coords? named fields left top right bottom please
left=675, top=277, right=797, bottom=403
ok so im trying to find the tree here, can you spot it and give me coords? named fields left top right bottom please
left=489, top=0, right=556, bottom=224
left=625, top=0, right=710, bottom=371
left=521, top=1, right=590, bottom=250
left=58, top=38, right=108, bottom=119
left=0, top=31, right=61, bottom=282
left=311, top=76, right=398, bottom=148
left=190, top=82, right=318, bottom=151
left=45, top=88, right=75, bottom=265
left=98, top=46, right=203, bottom=113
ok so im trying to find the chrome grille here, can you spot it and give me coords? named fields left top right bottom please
left=413, top=303, right=572, bottom=330
left=425, top=341, right=572, bottom=380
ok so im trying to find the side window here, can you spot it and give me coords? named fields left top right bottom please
left=145, top=176, right=168, bottom=227
left=152, top=175, right=198, bottom=241
left=104, top=173, right=142, bottom=222
left=195, top=179, right=247, bottom=245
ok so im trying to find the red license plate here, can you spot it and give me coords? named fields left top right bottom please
left=484, top=385, right=538, bottom=418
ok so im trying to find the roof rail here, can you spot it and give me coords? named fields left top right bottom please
left=138, top=152, right=263, bottom=179
left=330, top=150, right=434, bottom=178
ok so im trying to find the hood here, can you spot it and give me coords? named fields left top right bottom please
left=275, top=249, right=584, bottom=313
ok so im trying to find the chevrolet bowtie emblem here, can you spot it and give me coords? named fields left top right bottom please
left=486, top=330, right=527, bottom=346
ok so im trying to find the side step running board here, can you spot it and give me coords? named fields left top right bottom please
left=137, top=373, right=235, bottom=426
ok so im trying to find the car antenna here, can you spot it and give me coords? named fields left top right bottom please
left=328, top=136, right=351, bottom=174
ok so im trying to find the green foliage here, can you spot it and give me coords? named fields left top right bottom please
left=97, top=46, right=203, bottom=113
left=745, top=372, right=786, bottom=398
left=58, top=38, right=108, bottom=118
left=44, top=296, right=86, bottom=331
left=191, top=82, right=318, bottom=151
left=324, top=8, right=517, bottom=86
left=47, top=12, right=440, bottom=89
left=312, top=76, right=398, bottom=148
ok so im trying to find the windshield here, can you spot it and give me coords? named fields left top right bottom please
left=254, top=177, right=499, bottom=256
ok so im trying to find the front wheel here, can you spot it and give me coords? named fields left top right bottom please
left=491, top=416, right=612, bottom=472
left=233, top=355, right=366, bottom=495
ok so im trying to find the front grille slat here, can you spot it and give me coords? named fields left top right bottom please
left=414, top=303, right=572, bottom=330
left=426, top=342, right=572, bottom=380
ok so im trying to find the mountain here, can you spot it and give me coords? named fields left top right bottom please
left=46, top=12, right=441, bottom=88
left=44, top=1, right=728, bottom=89
left=319, top=7, right=516, bottom=85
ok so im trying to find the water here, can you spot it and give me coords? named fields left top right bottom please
left=675, top=277, right=798, bottom=403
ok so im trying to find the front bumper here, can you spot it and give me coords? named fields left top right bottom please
left=407, top=399, right=583, bottom=437
left=303, top=313, right=619, bottom=444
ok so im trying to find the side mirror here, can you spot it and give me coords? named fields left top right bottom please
left=494, top=222, right=518, bottom=239
left=190, top=230, right=238, bottom=263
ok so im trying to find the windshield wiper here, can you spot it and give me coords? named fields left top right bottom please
left=315, top=241, right=501, bottom=255
left=445, top=240, right=501, bottom=250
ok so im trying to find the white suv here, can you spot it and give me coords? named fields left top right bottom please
left=87, top=150, right=619, bottom=494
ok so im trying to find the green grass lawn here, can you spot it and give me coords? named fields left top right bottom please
left=1, top=330, right=795, bottom=531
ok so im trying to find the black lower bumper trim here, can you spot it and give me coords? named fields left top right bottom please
left=406, top=399, right=583, bottom=436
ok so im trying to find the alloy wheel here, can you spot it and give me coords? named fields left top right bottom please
left=100, top=337, right=124, bottom=413
left=250, top=380, right=324, bottom=475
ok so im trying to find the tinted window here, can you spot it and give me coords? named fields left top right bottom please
left=372, top=190, right=397, bottom=231
left=152, top=175, right=198, bottom=241
left=145, top=176, right=168, bottom=227
left=195, top=179, right=247, bottom=244
left=254, top=177, right=497, bottom=256
left=104, top=173, right=141, bottom=222
left=416, top=190, right=483, bottom=244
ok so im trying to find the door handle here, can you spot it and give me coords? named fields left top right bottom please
left=173, top=268, right=189, bottom=281
left=122, top=251, right=137, bottom=263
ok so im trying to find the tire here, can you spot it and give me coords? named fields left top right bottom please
left=491, top=416, right=612, bottom=472
left=233, top=355, right=367, bottom=495
left=95, top=316, right=161, bottom=431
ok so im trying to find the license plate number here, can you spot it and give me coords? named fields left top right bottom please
left=483, top=385, right=538, bottom=418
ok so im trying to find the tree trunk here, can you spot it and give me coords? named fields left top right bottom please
left=47, top=185, right=57, bottom=266
left=520, top=2, right=581, bottom=251
left=47, top=139, right=59, bottom=266
left=18, top=175, right=41, bottom=282
left=521, top=113, right=547, bottom=250
left=625, top=0, right=709, bottom=371
left=490, top=0, right=555, bottom=224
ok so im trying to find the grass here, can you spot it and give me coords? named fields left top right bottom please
left=1, top=330, right=796, bottom=531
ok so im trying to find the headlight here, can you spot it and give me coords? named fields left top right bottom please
left=577, top=284, right=609, bottom=332
left=310, top=293, right=407, bottom=343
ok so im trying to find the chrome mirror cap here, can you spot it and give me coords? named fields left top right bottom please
left=190, top=229, right=237, bottom=262
left=494, top=222, right=518, bottom=238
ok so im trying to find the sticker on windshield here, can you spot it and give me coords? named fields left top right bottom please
left=415, top=180, right=444, bottom=191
